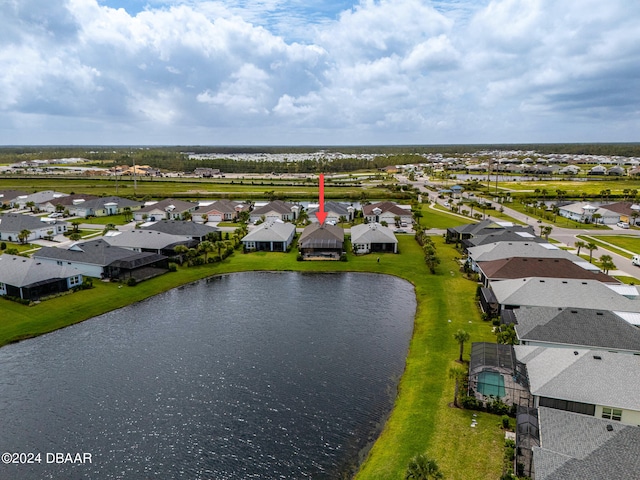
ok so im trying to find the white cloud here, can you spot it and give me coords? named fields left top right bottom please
left=0, top=0, right=639, bottom=144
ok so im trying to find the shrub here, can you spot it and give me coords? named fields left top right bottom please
left=0, top=242, right=5, bottom=250
left=126, top=277, right=137, bottom=286
left=168, top=263, right=177, bottom=272
left=460, top=395, right=483, bottom=411
left=502, top=415, right=511, bottom=429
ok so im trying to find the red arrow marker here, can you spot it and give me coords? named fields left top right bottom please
left=315, top=173, right=328, bottom=224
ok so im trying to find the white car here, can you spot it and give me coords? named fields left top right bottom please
left=617, top=221, right=630, bottom=229
left=443, top=202, right=450, bottom=208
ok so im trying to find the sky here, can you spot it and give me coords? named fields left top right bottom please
left=1, top=0, right=639, bottom=146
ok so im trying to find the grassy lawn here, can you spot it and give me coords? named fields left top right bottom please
left=0, top=235, right=503, bottom=479
left=578, top=235, right=640, bottom=258
left=79, top=214, right=132, bottom=226
left=496, top=179, right=640, bottom=196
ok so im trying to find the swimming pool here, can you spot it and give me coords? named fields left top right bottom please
left=477, top=370, right=506, bottom=398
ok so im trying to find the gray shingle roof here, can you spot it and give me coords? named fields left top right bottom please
left=251, top=200, right=294, bottom=216
left=0, top=213, right=68, bottom=232
left=514, top=346, right=640, bottom=411
left=299, top=223, right=344, bottom=249
left=468, top=241, right=576, bottom=263
left=514, top=306, right=640, bottom=352
left=491, top=277, right=640, bottom=313
left=307, top=201, right=350, bottom=217
left=138, top=198, right=197, bottom=213
left=534, top=407, right=640, bottom=480
left=34, top=239, right=156, bottom=266
left=140, top=220, right=219, bottom=237
left=241, top=221, right=295, bottom=242
left=103, top=230, right=193, bottom=250
left=0, top=254, right=81, bottom=287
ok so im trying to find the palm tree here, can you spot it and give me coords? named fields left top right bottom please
left=198, top=240, right=214, bottom=262
left=449, top=365, right=467, bottom=408
left=215, top=240, right=226, bottom=258
left=25, top=201, right=36, bottom=212
left=18, top=229, right=31, bottom=244
left=539, top=225, right=552, bottom=241
left=454, top=329, right=470, bottom=363
left=123, top=206, right=133, bottom=222
left=173, top=245, right=189, bottom=265
left=574, top=240, right=586, bottom=256
left=404, top=454, right=443, bottom=480
left=586, top=242, right=598, bottom=263
left=600, top=254, right=616, bottom=274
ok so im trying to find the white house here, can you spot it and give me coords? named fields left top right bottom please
left=350, top=223, right=398, bottom=254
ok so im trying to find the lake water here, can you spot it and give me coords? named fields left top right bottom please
left=0, top=272, right=415, bottom=479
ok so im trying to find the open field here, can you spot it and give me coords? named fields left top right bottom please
left=495, top=178, right=640, bottom=196
left=576, top=235, right=640, bottom=259
left=0, top=235, right=502, bottom=480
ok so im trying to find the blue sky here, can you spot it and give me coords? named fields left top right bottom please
left=1, top=0, right=639, bottom=145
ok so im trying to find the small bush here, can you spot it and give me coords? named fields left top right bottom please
left=168, top=263, right=177, bottom=272
left=127, top=277, right=137, bottom=287
left=0, top=242, right=6, bottom=250
left=502, top=415, right=511, bottom=429
left=460, top=395, right=483, bottom=411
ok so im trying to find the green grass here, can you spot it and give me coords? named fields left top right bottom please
left=79, top=214, right=131, bottom=226
left=496, top=179, right=640, bottom=196
left=0, top=236, right=502, bottom=480
left=578, top=235, right=640, bottom=258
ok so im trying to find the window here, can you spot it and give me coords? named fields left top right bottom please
left=69, top=276, right=80, bottom=286
left=602, top=407, right=622, bottom=421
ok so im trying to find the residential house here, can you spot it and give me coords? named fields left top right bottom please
left=514, top=346, right=640, bottom=426
left=139, top=220, right=220, bottom=242
left=557, top=202, right=620, bottom=224
left=607, top=166, right=626, bottom=176
left=524, top=407, right=640, bottom=480
left=462, top=230, right=543, bottom=251
left=0, top=213, right=68, bottom=242
left=103, top=230, right=197, bottom=255
left=241, top=220, right=296, bottom=252
left=34, top=238, right=169, bottom=281
left=197, top=200, right=249, bottom=223
left=133, top=198, right=198, bottom=222
left=362, top=202, right=412, bottom=226
left=558, top=165, right=581, bottom=175
left=0, top=190, right=28, bottom=206
left=510, top=306, right=640, bottom=355
left=477, top=257, right=619, bottom=288
left=249, top=200, right=298, bottom=223
left=446, top=219, right=535, bottom=245
left=298, top=223, right=344, bottom=260
left=0, top=254, right=83, bottom=301
left=588, top=165, right=607, bottom=175
left=466, top=241, right=577, bottom=272
left=602, top=202, right=640, bottom=225
left=39, top=195, right=143, bottom=217
left=307, top=201, right=355, bottom=224
left=11, top=190, right=68, bottom=210
left=489, top=277, right=640, bottom=317
left=351, top=223, right=398, bottom=254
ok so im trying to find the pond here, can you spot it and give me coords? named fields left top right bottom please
left=0, top=272, right=415, bottom=479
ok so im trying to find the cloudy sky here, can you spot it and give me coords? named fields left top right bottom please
left=2, top=0, right=639, bottom=145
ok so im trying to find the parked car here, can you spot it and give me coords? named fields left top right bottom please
left=48, top=212, right=63, bottom=218
left=632, top=254, right=640, bottom=266
left=617, top=221, right=630, bottom=229
left=443, top=202, right=450, bottom=208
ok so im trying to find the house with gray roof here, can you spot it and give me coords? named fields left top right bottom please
left=446, top=219, right=536, bottom=247
left=490, top=277, right=640, bottom=316
left=139, top=220, right=220, bottom=242
left=298, top=223, right=344, bottom=260
left=0, top=213, right=69, bottom=242
left=249, top=200, right=298, bottom=223
left=241, top=220, right=296, bottom=252
left=307, top=201, right=355, bottom=224
left=467, top=241, right=577, bottom=272
left=514, top=346, right=640, bottom=426
left=351, top=222, right=398, bottom=254
left=11, top=190, right=68, bottom=210
left=67, top=196, right=143, bottom=218
left=527, top=407, right=640, bottom=480
left=133, top=198, right=198, bottom=222
left=0, top=190, right=28, bottom=206
left=0, top=254, right=83, bottom=301
left=512, top=306, right=640, bottom=354
left=557, top=202, right=620, bottom=224
left=102, top=230, right=197, bottom=255
left=34, top=238, right=169, bottom=280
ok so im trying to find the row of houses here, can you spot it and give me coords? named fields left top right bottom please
left=451, top=219, right=640, bottom=479
left=554, top=201, right=640, bottom=225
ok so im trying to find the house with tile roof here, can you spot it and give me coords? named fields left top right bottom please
left=511, top=306, right=640, bottom=354
left=350, top=223, right=398, bottom=254
left=198, top=200, right=249, bottom=222
left=514, top=346, right=640, bottom=426
left=298, top=223, right=344, bottom=260
left=133, top=198, right=198, bottom=222
left=362, top=201, right=412, bottom=226
left=34, top=239, right=169, bottom=281
left=0, top=254, right=83, bottom=301
left=602, top=201, right=640, bottom=225
left=241, top=220, right=296, bottom=252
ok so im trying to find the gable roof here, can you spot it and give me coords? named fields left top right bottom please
left=362, top=201, right=410, bottom=216
left=251, top=200, right=294, bottom=216
left=201, top=199, right=247, bottom=214
left=351, top=223, right=398, bottom=244
left=490, top=277, right=640, bottom=313
left=137, top=198, right=197, bottom=213
left=533, top=407, right=640, bottom=480
left=0, top=254, right=81, bottom=287
left=34, top=238, right=161, bottom=266
left=463, top=230, right=542, bottom=248
left=0, top=190, right=29, bottom=204
left=241, top=221, right=295, bottom=242
left=468, top=241, right=577, bottom=263
left=514, top=346, right=640, bottom=411
left=140, top=220, right=219, bottom=237
left=479, top=257, right=619, bottom=284
left=103, top=230, right=194, bottom=250
left=307, top=201, right=351, bottom=217
left=513, top=306, right=640, bottom=352
left=602, top=201, right=640, bottom=216
left=0, top=213, right=68, bottom=232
